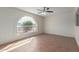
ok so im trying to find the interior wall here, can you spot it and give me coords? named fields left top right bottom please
left=0, top=7, right=44, bottom=45
left=44, top=9, right=76, bottom=37
left=0, top=7, right=77, bottom=45
left=75, top=8, right=79, bottom=46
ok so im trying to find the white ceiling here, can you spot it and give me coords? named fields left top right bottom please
left=17, top=7, right=75, bottom=17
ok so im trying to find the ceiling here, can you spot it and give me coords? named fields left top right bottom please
left=17, top=7, right=75, bottom=17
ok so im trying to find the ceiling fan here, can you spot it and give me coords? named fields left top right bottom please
left=37, top=7, right=53, bottom=15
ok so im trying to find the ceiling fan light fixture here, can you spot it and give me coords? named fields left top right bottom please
left=37, top=7, right=53, bottom=16
left=40, top=12, right=47, bottom=15
left=40, top=12, right=53, bottom=16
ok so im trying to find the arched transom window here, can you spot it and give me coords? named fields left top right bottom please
left=17, top=16, right=38, bottom=35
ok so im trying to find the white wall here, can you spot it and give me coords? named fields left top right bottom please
left=44, top=9, right=76, bottom=37
left=75, top=8, right=79, bottom=46
left=75, top=27, right=79, bottom=46
left=0, top=7, right=44, bottom=45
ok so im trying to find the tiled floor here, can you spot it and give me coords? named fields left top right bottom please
left=10, top=34, right=79, bottom=52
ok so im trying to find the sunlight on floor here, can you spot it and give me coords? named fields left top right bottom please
left=0, top=38, right=33, bottom=52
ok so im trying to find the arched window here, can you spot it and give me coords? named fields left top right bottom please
left=17, top=16, right=38, bottom=35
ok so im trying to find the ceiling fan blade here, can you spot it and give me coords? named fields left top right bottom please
left=46, top=11, right=53, bottom=13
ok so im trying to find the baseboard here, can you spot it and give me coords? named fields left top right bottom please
left=44, top=33, right=74, bottom=39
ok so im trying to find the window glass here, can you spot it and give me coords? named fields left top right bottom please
left=17, top=16, right=38, bottom=35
